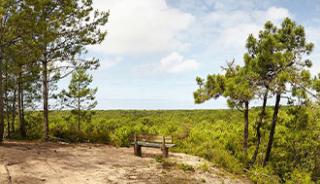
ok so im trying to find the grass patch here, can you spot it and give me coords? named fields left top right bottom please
left=177, top=163, right=195, bottom=172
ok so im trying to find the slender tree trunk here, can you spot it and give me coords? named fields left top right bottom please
left=5, top=64, right=10, bottom=138
left=77, top=96, right=80, bottom=131
left=21, top=89, right=25, bottom=135
left=263, top=92, right=281, bottom=166
left=0, top=54, right=4, bottom=142
left=250, top=89, right=269, bottom=167
left=5, top=89, right=10, bottom=138
left=42, top=59, right=49, bottom=141
left=18, top=72, right=26, bottom=138
left=11, top=89, right=16, bottom=133
left=243, top=101, right=249, bottom=154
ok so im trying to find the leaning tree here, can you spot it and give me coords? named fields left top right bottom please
left=194, top=61, right=256, bottom=156
left=242, top=18, right=314, bottom=166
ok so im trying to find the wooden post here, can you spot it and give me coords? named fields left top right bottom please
left=134, top=134, right=142, bottom=157
left=134, top=134, right=137, bottom=155
left=162, top=136, right=168, bottom=158
left=136, top=145, right=142, bottom=157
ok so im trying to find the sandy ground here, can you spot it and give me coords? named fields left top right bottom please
left=0, top=141, right=251, bottom=184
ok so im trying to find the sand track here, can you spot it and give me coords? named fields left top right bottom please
left=0, top=141, right=251, bottom=184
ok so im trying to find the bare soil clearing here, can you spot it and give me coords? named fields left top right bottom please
left=0, top=141, right=251, bottom=184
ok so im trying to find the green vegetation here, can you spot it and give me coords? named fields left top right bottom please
left=177, top=163, right=195, bottom=172
left=9, top=108, right=320, bottom=183
left=198, top=162, right=210, bottom=172
left=58, top=67, right=97, bottom=131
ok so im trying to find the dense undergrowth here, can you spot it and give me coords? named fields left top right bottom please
left=8, top=107, right=320, bottom=183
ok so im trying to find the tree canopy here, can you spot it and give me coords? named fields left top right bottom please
left=194, top=17, right=317, bottom=172
left=0, top=0, right=108, bottom=140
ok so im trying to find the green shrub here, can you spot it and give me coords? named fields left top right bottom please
left=210, top=148, right=243, bottom=173
left=285, top=169, right=314, bottom=184
left=109, top=125, right=134, bottom=146
left=25, top=111, right=43, bottom=139
left=248, top=166, right=280, bottom=184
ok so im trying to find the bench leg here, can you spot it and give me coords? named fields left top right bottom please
left=134, top=144, right=142, bottom=157
left=162, top=147, right=169, bottom=158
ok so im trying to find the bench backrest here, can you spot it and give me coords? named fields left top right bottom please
left=134, top=134, right=173, bottom=144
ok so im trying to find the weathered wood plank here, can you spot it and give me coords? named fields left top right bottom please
left=134, top=141, right=175, bottom=148
left=135, top=135, right=173, bottom=143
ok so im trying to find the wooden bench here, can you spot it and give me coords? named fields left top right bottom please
left=132, top=134, right=176, bottom=157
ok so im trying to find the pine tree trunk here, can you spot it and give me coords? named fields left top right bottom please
left=21, top=89, right=25, bottom=136
left=5, top=89, right=10, bottom=138
left=250, top=89, right=268, bottom=167
left=11, top=89, right=16, bottom=133
left=42, top=59, right=49, bottom=141
left=0, top=55, right=4, bottom=142
left=263, top=92, right=281, bottom=166
left=18, top=72, right=26, bottom=138
left=243, top=101, right=249, bottom=154
left=5, top=65, right=10, bottom=138
left=77, top=96, right=81, bottom=131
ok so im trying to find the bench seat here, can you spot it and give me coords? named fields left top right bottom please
left=131, top=141, right=176, bottom=148
left=132, top=134, right=175, bottom=157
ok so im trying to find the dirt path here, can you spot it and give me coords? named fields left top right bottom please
left=0, top=141, right=251, bottom=184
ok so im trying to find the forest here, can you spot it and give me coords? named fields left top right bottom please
left=0, top=0, right=319, bottom=183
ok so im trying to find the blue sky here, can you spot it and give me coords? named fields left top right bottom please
left=75, top=0, right=320, bottom=110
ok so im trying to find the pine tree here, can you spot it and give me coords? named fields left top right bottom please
left=29, top=0, right=108, bottom=140
left=194, top=61, right=255, bottom=156
left=194, top=18, right=314, bottom=167
left=243, top=18, right=314, bottom=166
left=0, top=0, right=41, bottom=140
left=60, top=68, right=97, bottom=131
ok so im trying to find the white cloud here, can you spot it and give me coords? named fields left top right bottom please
left=137, top=52, right=199, bottom=74
left=159, top=52, right=199, bottom=73
left=265, top=7, right=290, bottom=22
left=207, top=7, right=290, bottom=49
left=185, top=6, right=291, bottom=60
left=90, top=0, right=290, bottom=60
left=91, top=0, right=195, bottom=55
left=99, top=57, right=121, bottom=70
